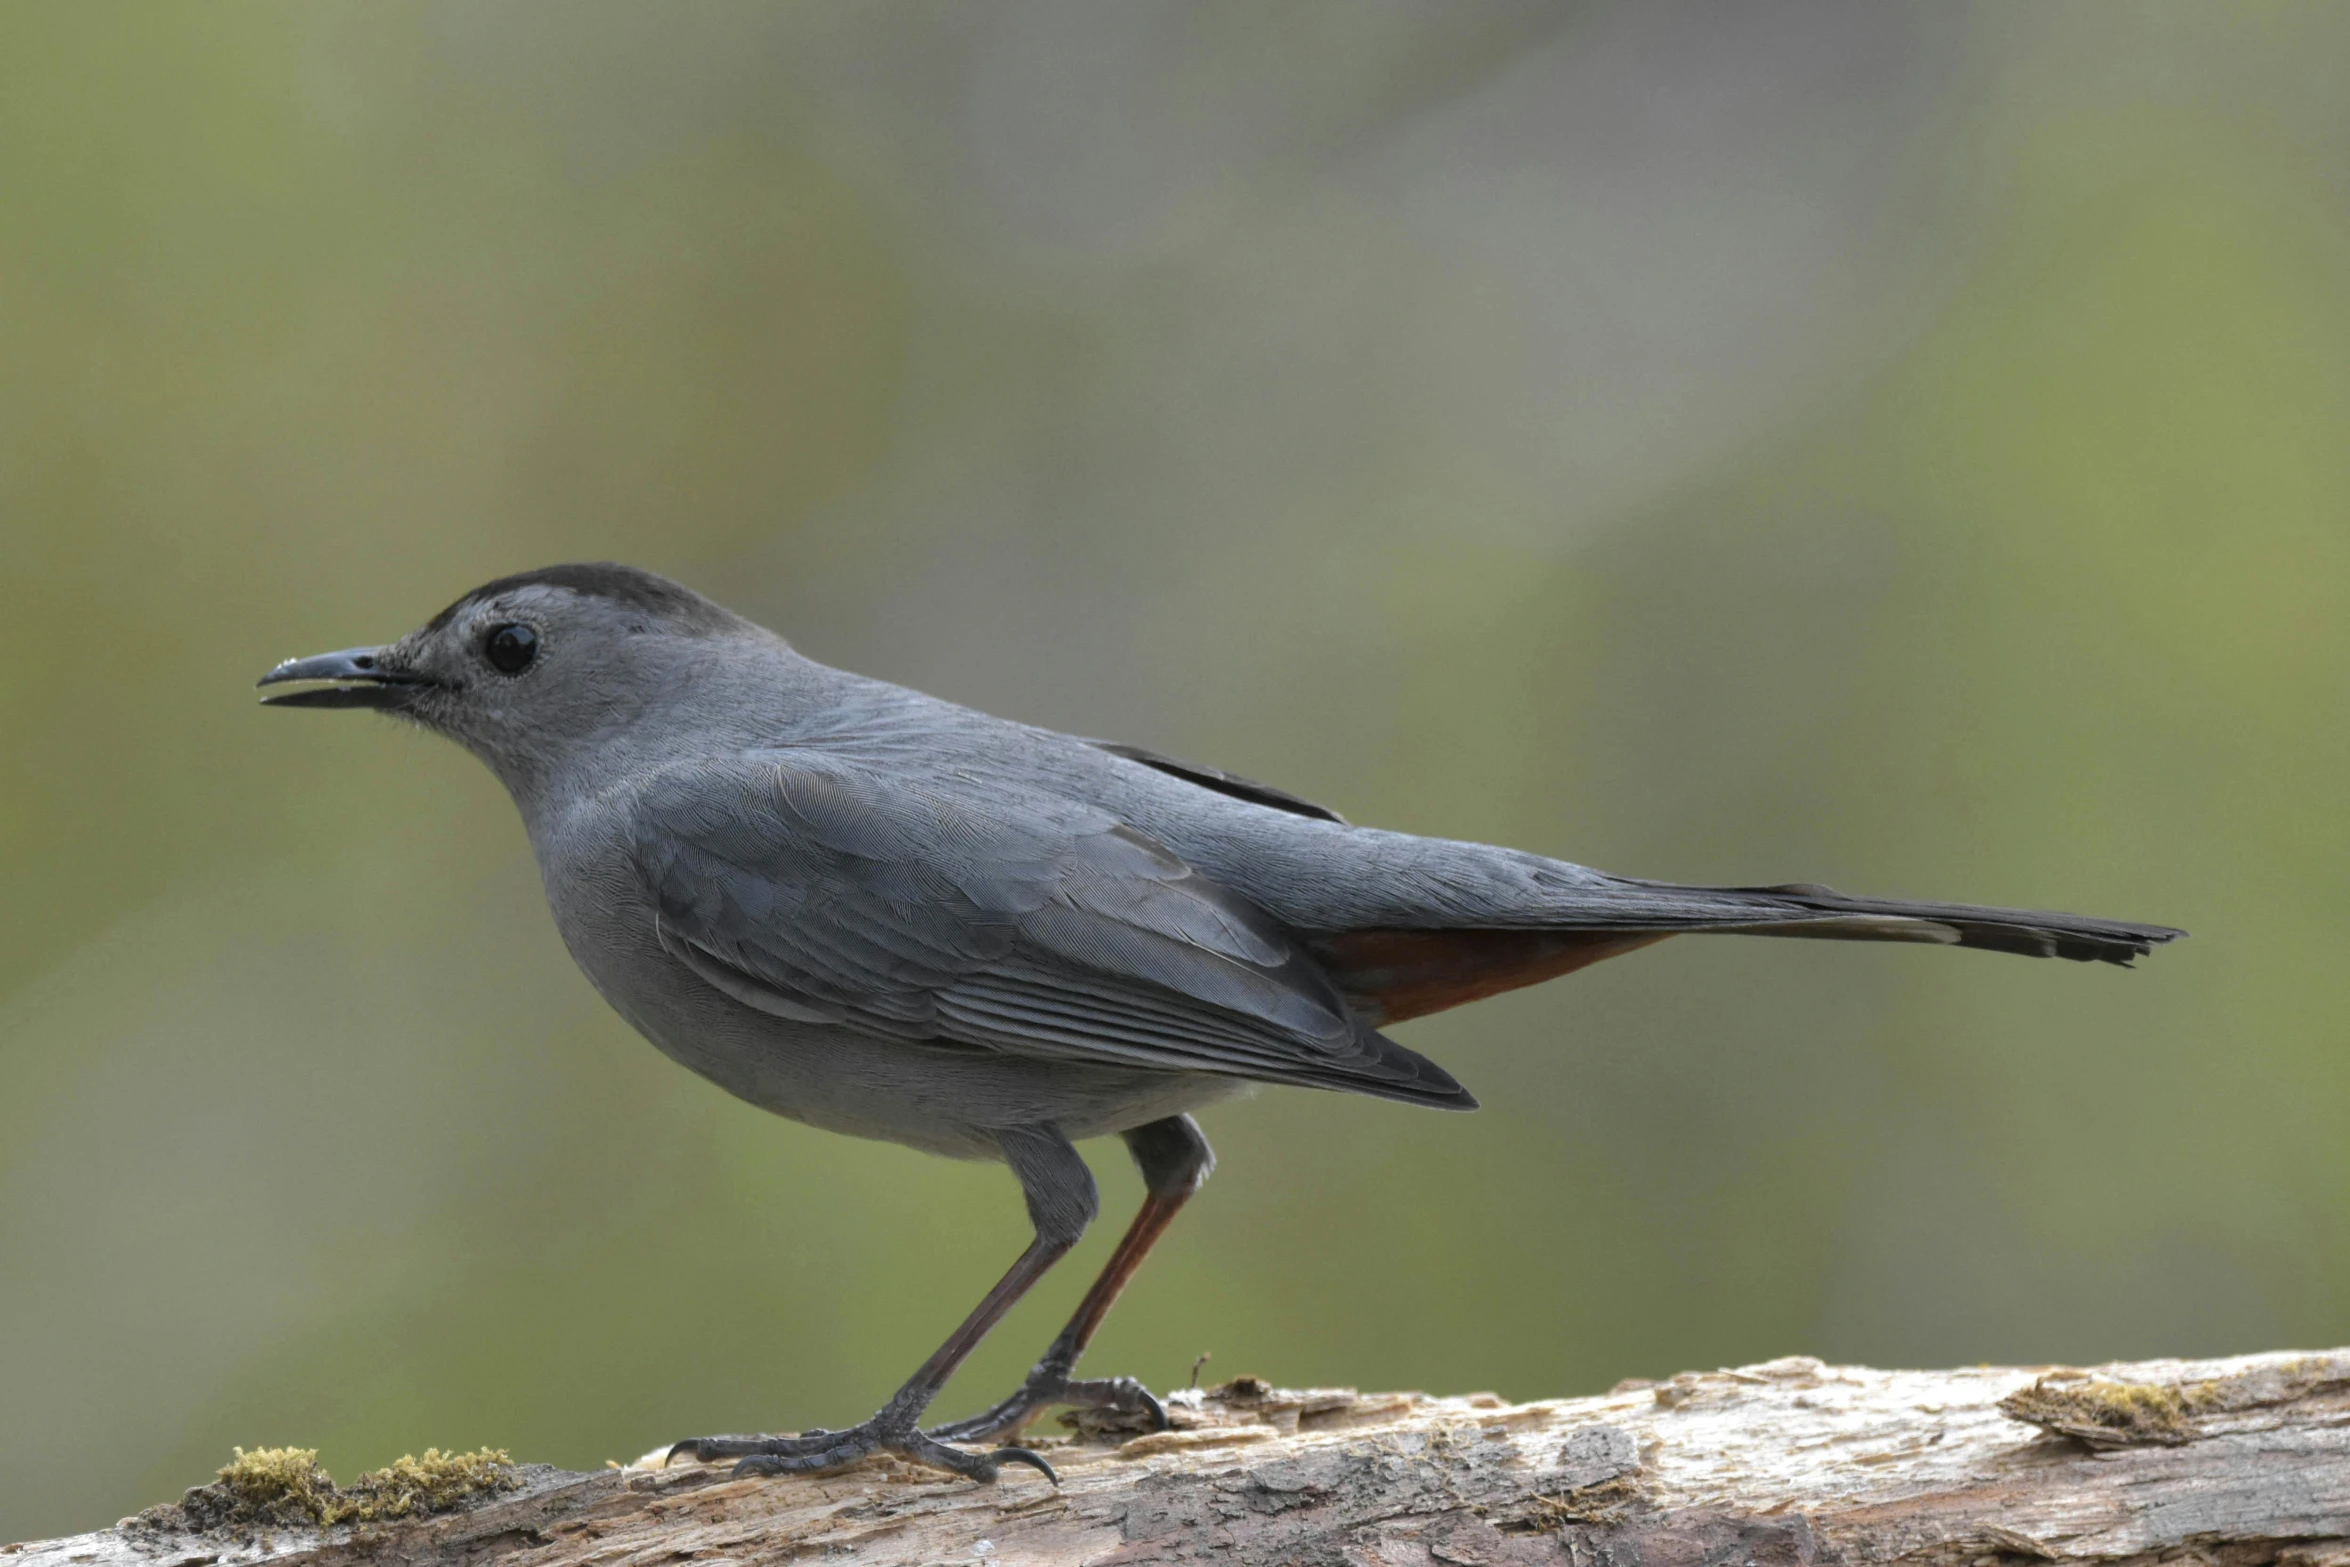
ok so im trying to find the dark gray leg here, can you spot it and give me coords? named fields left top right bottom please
left=668, top=1124, right=1098, bottom=1484
left=927, top=1114, right=1215, bottom=1445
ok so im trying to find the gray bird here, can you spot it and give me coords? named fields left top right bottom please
left=259, top=563, right=2181, bottom=1484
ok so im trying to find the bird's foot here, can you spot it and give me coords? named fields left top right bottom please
left=926, top=1370, right=1168, bottom=1445
left=667, top=1418, right=1056, bottom=1485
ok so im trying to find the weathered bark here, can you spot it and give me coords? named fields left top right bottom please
left=11, top=1348, right=2347, bottom=1567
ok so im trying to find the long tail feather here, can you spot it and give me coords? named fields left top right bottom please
left=1311, top=882, right=2181, bottom=1025
left=1632, top=880, right=2184, bottom=966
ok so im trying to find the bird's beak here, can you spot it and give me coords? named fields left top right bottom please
left=256, top=646, right=431, bottom=709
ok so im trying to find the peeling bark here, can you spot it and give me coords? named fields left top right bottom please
left=11, top=1349, right=2347, bottom=1567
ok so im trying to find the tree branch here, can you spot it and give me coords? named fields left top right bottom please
left=12, top=1348, right=2347, bottom=1567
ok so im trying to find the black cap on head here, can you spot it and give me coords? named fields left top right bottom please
left=425, top=563, right=740, bottom=637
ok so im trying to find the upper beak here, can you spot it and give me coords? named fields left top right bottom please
left=256, top=646, right=430, bottom=709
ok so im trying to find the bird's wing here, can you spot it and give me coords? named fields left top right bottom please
left=625, top=751, right=1469, bottom=1108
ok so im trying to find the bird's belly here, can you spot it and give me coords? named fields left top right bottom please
left=647, top=1008, right=1243, bottom=1159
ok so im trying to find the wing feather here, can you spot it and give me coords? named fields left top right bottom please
left=629, top=753, right=1472, bottom=1108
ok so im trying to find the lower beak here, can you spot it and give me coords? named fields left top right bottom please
left=257, top=646, right=430, bottom=709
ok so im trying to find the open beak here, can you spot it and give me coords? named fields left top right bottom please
left=257, top=647, right=431, bottom=709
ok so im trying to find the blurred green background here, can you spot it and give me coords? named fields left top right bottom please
left=5, top=0, right=2348, bottom=1539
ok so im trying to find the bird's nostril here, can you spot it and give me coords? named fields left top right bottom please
left=353, top=654, right=375, bottom=670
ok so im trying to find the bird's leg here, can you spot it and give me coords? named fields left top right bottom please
left=668, top=1125, right=1096, bottom=1484
left=927, top=1113, right=1214, bottom=1445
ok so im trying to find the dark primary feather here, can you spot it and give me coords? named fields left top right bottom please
left=627, top=751, right=1473, bottom=1110
left=1087, top=741, right=1350, bottom=824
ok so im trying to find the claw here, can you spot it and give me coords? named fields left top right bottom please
left=667, top=1434, right=760, bottom=1465
left=992, top=1445, right=1059, bottom=1486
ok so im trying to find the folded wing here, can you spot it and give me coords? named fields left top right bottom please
left=627, top=753, right=1472, bottom=1109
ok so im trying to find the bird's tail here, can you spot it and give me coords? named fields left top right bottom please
left=1622, top=879, right=2184, bottom=966
left=1311, top=879, right=2181, bottom=1025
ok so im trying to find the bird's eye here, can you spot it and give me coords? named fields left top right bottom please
left=484, top=623, right=539, bottom=675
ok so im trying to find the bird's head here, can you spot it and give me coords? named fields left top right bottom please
left=258, top=563, right=766, bottom=794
